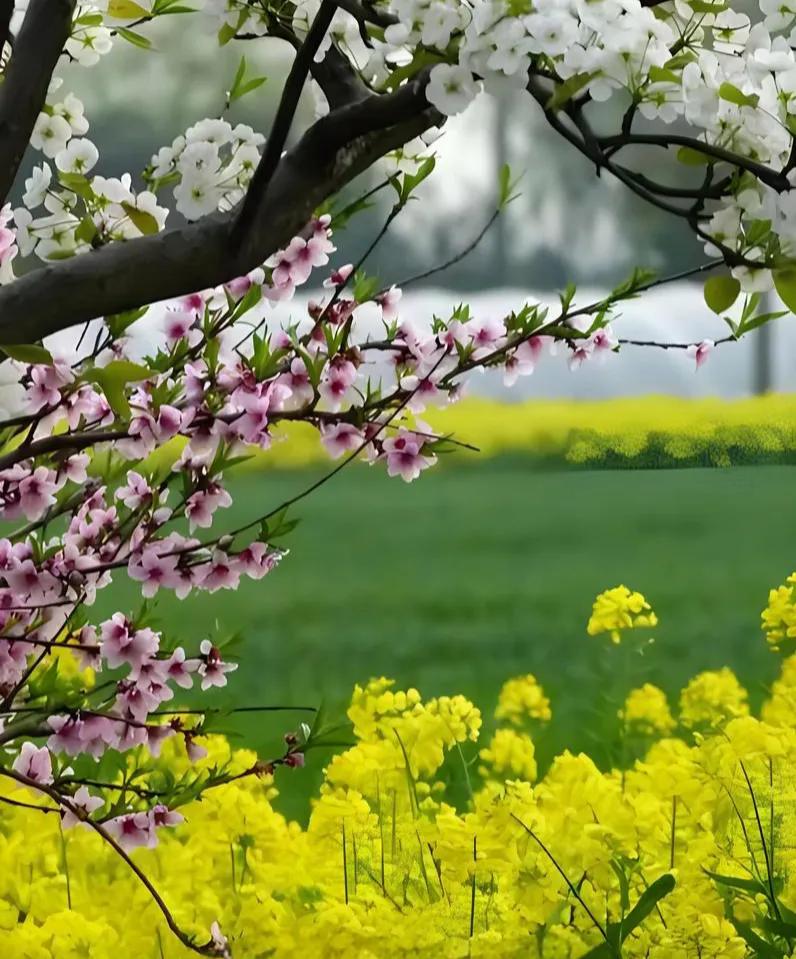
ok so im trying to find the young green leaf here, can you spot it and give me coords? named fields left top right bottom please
left=1, top=343, right=54, bottom=365
left=703, top=274, right=740, bottom=314
left=774, top=268, right=796, bottom=314
left=121, top=202, right=160, bottom=236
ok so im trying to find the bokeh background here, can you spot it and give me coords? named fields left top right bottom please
left=33, top=25, right=796, bottom=818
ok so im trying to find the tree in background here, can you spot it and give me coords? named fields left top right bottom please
left=0, top=0, right=794, bottom=952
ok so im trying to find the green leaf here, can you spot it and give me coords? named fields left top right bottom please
left=580, top=874, right=676, bottom=958
left=647, top=66, right=681, bottom=85
left=498, top=163, right=522, bottom=208
left=732, top=922, right=784, bottom=959
left=546, top=73, right=593, bottom=111
left=704, top=868, right=770, bottom=894
left=116, top=26, right=153, bottom=48
left=760, top=915, right=796, bottom=939
left=621, top=873, right=675, bottom=936
left=718, top=82, right=759, bottom=109
left=83, top=360, right=153, bottom=418
left=688, top=0, right=729, bottom=10
left=58, top=172, right=93, bottom=200
left=75, top=217, right=98, bottom=246
left=703, top=274, right=740, bottom=314
left=105, top=307, right=149, bottom=339
left=121, top=202, right=160, bottom=236
left=774, top=268, right=796, bottom=314
left=228, top=56, right=267, bottom=104
left=107, top=0, right=149, bottom=16
left=736, top=309, right=787, bottom=336
left=676, top=146, right=711, bottom=166
left=353, top=272, right=380, bottom=304
left=1, top=343, right=53, bottom=365
left=234, top=77, right=267, bottom=100
left=229, top=282, right=262, bottom=321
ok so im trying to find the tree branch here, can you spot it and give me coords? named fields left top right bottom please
left=0, top=0, right=76, bottom=204
left=0, top=0, right=13, bottom=56
left=0, top=74, right=438, bottom=344
left=0, top=429, right=129, bottom=471
left=232, top=0, right=339, bottom=249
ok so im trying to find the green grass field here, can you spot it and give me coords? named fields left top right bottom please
left=95, top=460, right=795, bottom=820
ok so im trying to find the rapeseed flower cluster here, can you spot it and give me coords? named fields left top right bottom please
left=586, top=585, right=658, bottom=643
left=762, top=572, right=796, bottom=653
left=4, top=581, right=796, bottom=957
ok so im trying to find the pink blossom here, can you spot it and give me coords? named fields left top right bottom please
left=284, top=751, right=305, bottom=768
left=64, top=453, right=90, bottom=484
left=163, top=308, right=197, bottom=344
left=270, top=233, right=330, bottom=288
left=376, top=285, right=402, bottom=322
left=210, top=921, right=231, bottom=958
left=117, top=415, right=158, bottom=459
left=163, top=646, right=197, bottom=689
left=382, top=432, right=437, bottom=483
left=323, top=263, right=353, bottom=289
left=12, top=742, right=53, bottom=785
left=400, top=374, right=444, bottom=413
left=154, top=404, right=183, bottom=441
left=235, top=541, right=281, bottom=581
left=106, top=811, right=155, bottom=851
left=114, top=680, right=160, bottom=723
left=18, top=467, right=58, bottom=520
left=180, top=291, right=208, bottom=315
left=320, top=421, right=363, bottom=459
left=196, top=551, right=240, bottom=594
left=184, top=361, right=209, bottom=402
left=100, top=613, right=160, bottom=669
left=150, top=803, right=184, bottom=829
left=318, top=359, right=356, bottom=411
left=5, top=558, right=58, bottom=599
left=568, top=343, right=593, bottom=370
left=277, top=357, right=314, bottom=409
left=589, top=324, right=618, bottom=355
left=185, top=482, right=232, bottom=531
left=503, top=336, right=545, bottom=386
left=467, top=316, right=506, bottom=356
left=26, top=361, right=74, bottom=412
left=687, top=339, right=714, bottom=369
left=78, top=715, right=122, bottom=757
left=61, top=785, right=104, bottom=829
left=197, top=638, right=238, bottom=690
left=116, top=471, right=153, bottom=510
left=47, top=715, right=87, bottom=756
left=224, top=273, right=256, bottom=299
left=185, top=733, right=208, bottom=762
left=128, top=547, right=180, bottom=597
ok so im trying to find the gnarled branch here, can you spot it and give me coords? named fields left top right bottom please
left=0, top=73, right=438, bottom=344
left=0, top=0, right=76, bottom=204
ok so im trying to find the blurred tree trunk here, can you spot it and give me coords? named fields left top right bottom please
left=753, top=293, right=775, bottom=394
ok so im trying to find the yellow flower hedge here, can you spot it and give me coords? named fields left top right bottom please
left=5, top=582, right=796, bottom=957
left=250, top=394, right=796, bottom=470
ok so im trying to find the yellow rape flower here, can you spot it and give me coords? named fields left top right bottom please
left=479, top=729, right=538, bottom=783
left=761, top=572, right=796, bottom=653
left=587, top=585, right=658, bottom=643
left=494, top=674, right=551, bottom=725
left=678, top=668, right=749, bottom=730
left=620, top=683, right=675, bottom=735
